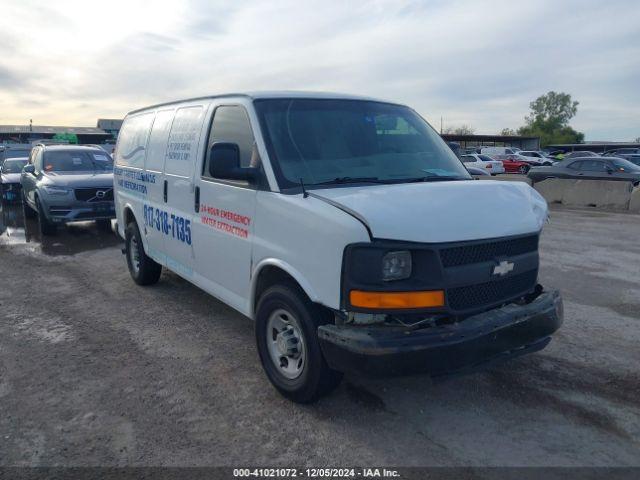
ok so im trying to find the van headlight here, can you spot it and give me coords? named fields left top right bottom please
left=382, top=250, right=412, bottom=281
left=44, top=186, right=71, bottom=196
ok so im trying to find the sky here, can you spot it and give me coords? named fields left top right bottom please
left=1, top=0, right=639, bottom=141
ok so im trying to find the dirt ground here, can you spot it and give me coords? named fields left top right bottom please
left=0, top=203, right=639, bottom=467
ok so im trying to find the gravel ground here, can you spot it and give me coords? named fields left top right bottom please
left=0, top=204, right=638, bottom=467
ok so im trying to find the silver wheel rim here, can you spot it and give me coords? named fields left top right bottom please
left=129, top=235, right=141, bottom=275
left=266, top=308, right=306, bottom=380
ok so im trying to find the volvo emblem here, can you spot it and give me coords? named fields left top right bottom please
left=96, top=190, right=106, bottom=198
left=493, top=260, right=514, bottom=277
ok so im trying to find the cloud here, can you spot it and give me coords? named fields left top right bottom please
left=0, top=0, right=638, bottom=140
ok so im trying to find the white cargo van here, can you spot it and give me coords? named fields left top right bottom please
left=114, top=92, right=563, bottom=403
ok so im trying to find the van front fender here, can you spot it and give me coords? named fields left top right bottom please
left=250, top=258, right=321, bottom=319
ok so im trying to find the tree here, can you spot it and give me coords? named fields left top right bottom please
left=499, top=128, right=517, bottom=136
left=443, top=124, right=475, bottom=135
left=517, top=91, right=583, bottom=146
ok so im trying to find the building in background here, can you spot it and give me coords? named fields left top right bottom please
left=546, top=142, right=640, bottom=153
left=441, top=133, right=540, bottom=151
left=0, top=119, right=123, bottom=145
left=96, top=119, right=123, bottom=140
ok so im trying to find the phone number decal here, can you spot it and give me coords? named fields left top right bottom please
left=143, top=204, right=192, bottom=245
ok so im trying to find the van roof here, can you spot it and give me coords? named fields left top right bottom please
left=127, top=91, right=395, bottom=115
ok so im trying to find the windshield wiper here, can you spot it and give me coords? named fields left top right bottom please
left=312, top=176, right=388, bottom=185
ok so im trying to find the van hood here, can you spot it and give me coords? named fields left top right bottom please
left=42, top=171, right=114, bottom=188
left=311, top=180, right=547, bottom=243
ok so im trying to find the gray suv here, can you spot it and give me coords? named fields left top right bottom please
left=21, top=145, right=115, bottom=235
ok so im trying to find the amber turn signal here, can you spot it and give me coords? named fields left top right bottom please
left=349, top=290, right=445, bottom=309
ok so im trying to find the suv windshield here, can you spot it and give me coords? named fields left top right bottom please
left=43, top=150, right=113, bottom=172
left=2, top=158, right=28, bottom=173
left=254, top=99, right=470, bottom=188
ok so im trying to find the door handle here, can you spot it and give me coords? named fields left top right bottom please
left=194, top=186, right=200, bottom=213
left=163, top=180, right=168, bottom=202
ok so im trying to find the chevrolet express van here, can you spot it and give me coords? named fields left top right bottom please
left=114, top=92, right=563, bottom=403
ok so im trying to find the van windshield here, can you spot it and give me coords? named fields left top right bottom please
left=254, top=99, right=470, bottom=189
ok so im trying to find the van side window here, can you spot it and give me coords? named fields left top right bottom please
left=165, top=106, right=205, bottom=177
left=203, top=106, right=257, bottom=179
left=115, top=112, right=155, bottom=168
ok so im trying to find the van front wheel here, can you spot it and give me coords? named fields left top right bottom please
left=125, top=221, right=162, bottom=285
left=255, top=282, right=342, bottom=403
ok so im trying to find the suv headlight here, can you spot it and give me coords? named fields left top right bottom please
left=43, top=186, right=71, bottom=195
left=382, top=250, right=412, bottom=281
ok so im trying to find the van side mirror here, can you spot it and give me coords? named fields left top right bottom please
left=209, top=142, right=258, bottom=181
left=23, top=164, right=35, bottom=175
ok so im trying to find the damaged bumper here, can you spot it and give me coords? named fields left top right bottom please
left=318, top=290, right=563, bottom=377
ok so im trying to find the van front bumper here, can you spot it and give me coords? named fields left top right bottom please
left=318, top=290, right=563, bottom=377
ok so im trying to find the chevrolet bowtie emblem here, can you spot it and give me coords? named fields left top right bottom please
left=493, top=260, right=515, bottom=276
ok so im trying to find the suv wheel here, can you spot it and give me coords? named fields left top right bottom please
left=125, top=221, right=162, bottom=285
left=255, top=282, right=342, bottom=403
left=36, top=196, right=56, bottom=235
left=22, top=192, right=36, bottom=219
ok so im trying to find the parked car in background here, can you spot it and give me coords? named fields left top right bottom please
left=603, top=148, right=640, bottom=165
left=465, top=165, right=491, bottom=176
left=460, top=154, right=505, bottom=175
left=0, top=157, right=29, bottom=202
left=562, top=151, right=599, bottom=160
left=0, top=145, right=32, bottom=168
left=491, top=154, right=532, bottom=174
left=527, top=157, right=640, bottom=184
left=545, top=150, right=566, bottom=160
left=604, top=148, right=640, bottom=156
left=480, top=146, right=521, bottom=156
left=21, top=145, right=115, bottom=235
left=519, top=151, right=555, bottom=166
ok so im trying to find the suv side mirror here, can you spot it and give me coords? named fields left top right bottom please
left=23, top=164, right=35, bottom=175
left=209, top=142, right=258, bottom=181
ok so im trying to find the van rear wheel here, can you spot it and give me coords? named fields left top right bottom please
left=125, top=221, right=162, bottom=285
left=255, top=282, right=343, bottom=403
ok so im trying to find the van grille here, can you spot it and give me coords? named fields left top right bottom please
left=447, top=270, right=538, bottom=311
left=440, top=235, right=539, bottom=268
left=75, top=188, right=114, bottom=202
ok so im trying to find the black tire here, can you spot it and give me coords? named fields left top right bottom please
left=22, top=192, right=37, bottom=219
left=518, top=165, right=530, bottom=174
left=255, top=282, right=343, bottom=403
left=36, top=196, right=56, bottom=235
left=125, top=221, right=162, bottom=285
left=96, top=219, right=112, bottom=232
